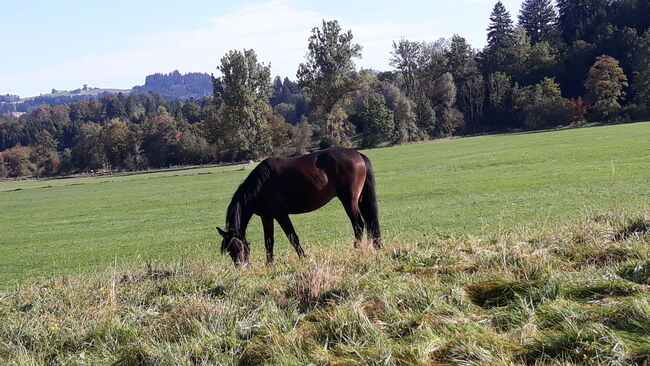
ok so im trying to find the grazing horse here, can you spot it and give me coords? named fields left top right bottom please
left=217, top=147, right=382, bottom=266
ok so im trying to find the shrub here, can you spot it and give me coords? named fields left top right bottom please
left=1, top=144, right=35, bottom=177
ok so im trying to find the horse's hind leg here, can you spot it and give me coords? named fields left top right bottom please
left=276, top=215, right=306, bottom=259
left=340, top=193, right=365, bottom=249
left=261, top=216, right=275, bottom=264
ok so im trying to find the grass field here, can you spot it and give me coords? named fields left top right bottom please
left=1, top=122, right=649, bottom=289
left=1, top=122, right=650, bottom=365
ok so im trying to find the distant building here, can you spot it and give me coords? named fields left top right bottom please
left=10, top=112, right=26, bottom=118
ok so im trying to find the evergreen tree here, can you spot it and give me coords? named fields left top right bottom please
left=482, top=1, right=516, bottom=73
left=270, top=76, right=284, bottom=106
left=557, top=0, right=609, bottom=43
left=518, top=0, right=558, bottom=44
left=487, top=1, right=515, bottom=49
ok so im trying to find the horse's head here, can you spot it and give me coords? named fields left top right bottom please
left=217, top=227, right=250, bottom=266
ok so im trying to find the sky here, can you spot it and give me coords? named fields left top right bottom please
left=1, top=0, right=524, bottom=97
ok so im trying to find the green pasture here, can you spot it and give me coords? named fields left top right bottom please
left=1, top=122, right=649, bottom=289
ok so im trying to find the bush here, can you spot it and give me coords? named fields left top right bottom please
left=2, top=144, right=35, bottom=177
left=0, top=156, right=7, bottom=178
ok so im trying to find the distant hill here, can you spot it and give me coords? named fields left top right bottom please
left=0, top=71, right=213, bottom=113
left=131, top=70, right=212, bottom=101
left=2, top=87, right=130, bottom=113
left=21, top=87, right=130, bottom=101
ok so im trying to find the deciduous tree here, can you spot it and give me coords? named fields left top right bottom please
left=360, top=93, right=394, bottom=148
left=297, top=20, right=362, bottom=146
left=31, top=130, right=60, bottom=176
left=211, top=49, right=274, bottom=160
left=585, top=55, right=628, bottom=121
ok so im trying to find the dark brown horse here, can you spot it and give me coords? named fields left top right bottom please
left=217, top=147, right=382, bottom=266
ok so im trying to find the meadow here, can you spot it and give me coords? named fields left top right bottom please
left=1, top=122, right=649, bottom=289
left=1, top=122, right=650, bottom=364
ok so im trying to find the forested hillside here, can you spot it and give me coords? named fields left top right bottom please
left=1, top=0, right=649, bottom=178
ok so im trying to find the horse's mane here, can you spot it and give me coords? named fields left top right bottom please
left=225, top=160, right=272, bottom=232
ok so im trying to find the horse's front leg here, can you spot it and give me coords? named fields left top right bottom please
left=276, top=215, right=306, bottom=259
left=261, top=216, right=275, bottom=265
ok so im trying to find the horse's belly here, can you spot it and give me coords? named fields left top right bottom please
left=288, top=197, right=334, bottom=214
left=285, top=186, right=336, bottom=214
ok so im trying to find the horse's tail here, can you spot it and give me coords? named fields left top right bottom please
left=360, top=153, right=382, bottom=248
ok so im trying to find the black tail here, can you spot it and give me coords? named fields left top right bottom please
left=360, top=154, right=382, bottom=248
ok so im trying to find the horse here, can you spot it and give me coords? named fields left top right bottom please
left=216, top=147, right=382, bottom=266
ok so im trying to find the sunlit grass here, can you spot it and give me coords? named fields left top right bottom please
left=1, top=212, right=649, bottom=364
left=0, top=122, right=649, bottom=289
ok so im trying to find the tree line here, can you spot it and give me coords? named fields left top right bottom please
left=1, top=0, right=649, bottom=178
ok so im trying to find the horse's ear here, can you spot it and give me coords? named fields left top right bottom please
left=216, top=227, right=226, bottom=237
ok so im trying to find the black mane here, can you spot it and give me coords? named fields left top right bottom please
left=225, top=161, right=272, bottom=232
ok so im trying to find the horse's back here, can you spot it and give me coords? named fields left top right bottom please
left=258, top=148, right=367, bottom=214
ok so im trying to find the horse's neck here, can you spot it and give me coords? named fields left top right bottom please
left=227, top=199, right=253, bottom=237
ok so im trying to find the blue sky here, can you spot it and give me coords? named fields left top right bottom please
left=1, top=0, right=524, bottom=97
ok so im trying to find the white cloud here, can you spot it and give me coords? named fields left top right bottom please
left=1, top=0, right=448, bottom=96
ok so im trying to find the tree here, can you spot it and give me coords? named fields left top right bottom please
left=446, top=35, right=479, bottom=85
left=415, top=39, right=450, bottom=99
left=431, top=73, right=464, bottom=136
left=513, top=77, right=572, bottom=129
left=2, top=145, right=34, bottom=177
left=585, top=55, right=628, bottom=121
left=140, top=113, right=179, bottom=167
left=274, top=103, right=298, bottom=124
left=488, top=2, right=515, bottom=49
left=376, top=82, right=417, bottom=144
left=297, top=20, right=362, bottom=146
left=390, top=39, right=422, bottom=97
left=482, top=1, right=515, bottom=73
left=487, top=72, right=514, bottom=128
left=567, top=97, right=589, bottom=123
left=266, top=114, right=294, bottom=155
left=99, top=119, right=137, bottom=169
left=360, top=93, right=394, bottom=148
left=30, top=130, right=60, bottom=176
left=0, top=155, right=7, bottom=178
left=103, top=94, right=127, bottom=120
left=458, top=74, right=485, bottom=130
left=211, top=49, right=273, bottom=160
left=524, top=41, right=560, bottom=85
left=71, top=123, right=104, bottom=171
left=633, top=29, right=650, bottom=113
left=518, top=0, right=558, bottom=44
left=293, top=117, right=313, bottom=155
left=414, top=96, right=436, bottom=137
left=504, top=27, right=532, bottom=79
left=270, top=76, right=284, bottom=106
left=557, top=0, right=609, bottom=43
left=181, top=101, right=201, bottom=124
